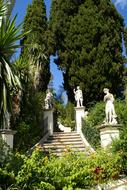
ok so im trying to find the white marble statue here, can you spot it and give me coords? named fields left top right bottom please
left=103, top=88, right=117, bottom=125
left=73, top=86, right=83, bottom=107
left=44, top=89, right=53, bottom=109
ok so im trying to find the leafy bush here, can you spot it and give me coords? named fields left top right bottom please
left=111, top=100, right=127, bottom=174
left=0, top=148, right=123, bottom=190
left=0, top=138, right=18, bottom=190
left=111, top=137, right=127, bottom=175
left=56, top=102, right=75, bottom=129
left=0, top=137, right=15, bottom=167
left=82, top=101, right=104, bottom=148
left=82, top=100, right=127, bottom=149
left=13, top=92, right=45, bottom=152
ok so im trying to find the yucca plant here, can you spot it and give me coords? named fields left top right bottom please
left=0, top=0, right=26, bottom=129
left=27, top=34, right=47, bottom=90
left=13, top=57, right=31, bottom=84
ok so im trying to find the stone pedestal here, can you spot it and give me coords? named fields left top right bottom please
left=0, top=129, right=17, bottom=149
left=44, top=108, right=54, bottom=136
left=75, top=106, right=85, bottom=132
left=99, top=124, right=121, bottom=148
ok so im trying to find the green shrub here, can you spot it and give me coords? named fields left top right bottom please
left=111, top=100, right=127, bottom=173
left=56, top=102, right=75, bottom=129
left=14, top=149, right=122, bottom=190
left=82, top=101, right=104, bottom=148
left=13, top=92, right=45, bottom=152
left=0, top=147, right=124, bottom=190
left=82, top=100, right=127, bottom=149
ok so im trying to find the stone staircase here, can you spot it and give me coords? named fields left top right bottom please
left=39, top=131, right=89, bottom=156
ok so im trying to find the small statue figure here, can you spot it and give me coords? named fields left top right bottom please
left=73, top=86, right=83, bottom=107
left=103, top=88, right=117, bottom=125
left=3, top=110, right=11, bottom=129
left=44, top=89, right=53, bottom=109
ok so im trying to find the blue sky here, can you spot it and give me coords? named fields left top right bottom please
left=12, top=0, right=127, bottom=95
left=112, top=0, right=127, bottom=26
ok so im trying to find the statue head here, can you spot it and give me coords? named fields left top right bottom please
left=103, top=88, right=109, bottom=94
left=77, top=86, right=80, bottom=90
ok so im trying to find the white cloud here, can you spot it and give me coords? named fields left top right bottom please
left=114, top=0, right=127, bottom=9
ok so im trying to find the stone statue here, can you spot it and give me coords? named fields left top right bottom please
left=73, top=86, right=83, bottom=107
left=3, top=110, right=11, bottom=129
left=103, top=88, right=117, bottom=125
left=44, top=89, right=53, bottom=109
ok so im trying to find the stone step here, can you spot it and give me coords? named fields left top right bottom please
left=46, top=138, right=82, bottom=143
left=42, top=147, right=86, bottom=153
left=48, top=135, right=81, bottom=139
left=53, top=132, right=78, bottom=136
left=42, top=144, right=85, bottom=149
left=51, top=133, right=79, bottom=137
left=39, top=131, right=87, bottom=156
left=43, top=141, right=84, bottom=146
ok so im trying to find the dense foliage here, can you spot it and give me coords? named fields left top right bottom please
left=0, top=0, right=25, bottom=128
left=49, top=0, right=124, bottom=105
left=1, top=1, right=127, bottom=189
left=9, top=58, right=45, bottom=152
left=124, top=27, right=127, bottom=55
left=0, top=148, right=124, bottom=190
left=11, top=0, right=51, bottom=152
left=82, top=102, right=104, bottom=149
left=56, top=102, right=75, bottom=129
left=12, top=91, right=45, bottom=152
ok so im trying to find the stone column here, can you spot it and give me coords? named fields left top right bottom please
left=75, top=106, right=85, bottom=132
left=0, top=129, right=17, bottom=149
left=99, top=124, right=121, bottom=148
left=44, top=108, right=54, bottom=136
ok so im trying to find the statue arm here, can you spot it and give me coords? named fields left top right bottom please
left=111, top=94, right=114, bottom=103
left=81, top=91, right=83, bottom=98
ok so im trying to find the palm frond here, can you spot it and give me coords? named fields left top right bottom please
left=0, top=0, right=29, bottom=128
left=0, top=0, right=7, bottom=17
left=0, top=15, right=29, bottom=59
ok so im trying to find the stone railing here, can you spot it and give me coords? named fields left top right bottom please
left=95, top=177, right=127, bottom=190
left=43, top=117, right=49, bottom=135
left=35, top=108, right=54, bottom=146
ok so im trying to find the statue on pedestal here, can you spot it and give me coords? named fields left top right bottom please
left=73, top=86, right=83, bottom=107
left=103, top=88, right=117, bottom=125
left=44, top=89, right=53, bottom=109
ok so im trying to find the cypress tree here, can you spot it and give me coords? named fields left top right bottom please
left=49, top=0, right=124, bottom=105
left=12, top=0, right=50, bottom=150
left=21, top=0, right=50, bottom=91
left=124, top=28, right=127, bottom=55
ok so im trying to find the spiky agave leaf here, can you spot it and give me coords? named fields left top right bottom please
left=0, top=1, right=28, bottom=128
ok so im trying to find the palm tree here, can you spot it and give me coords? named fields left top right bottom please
left=0, top=0, right=25, bottom=129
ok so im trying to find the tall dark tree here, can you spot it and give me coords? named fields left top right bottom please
left=124, top=27, right=127, bottom=55
left=49, top=0, right=124, bottom=105
left=21, top=0, right=50, bottom=91
left=11, top=0, right=51, bottom=151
